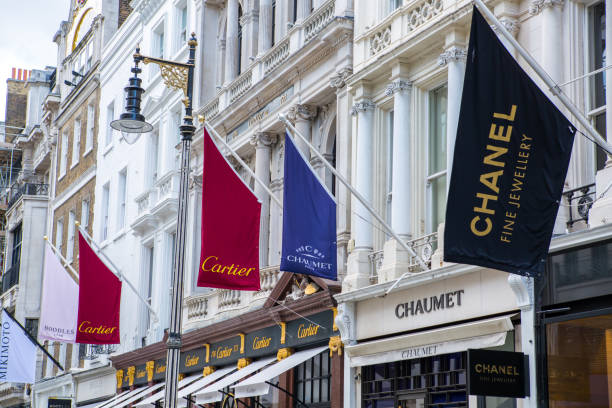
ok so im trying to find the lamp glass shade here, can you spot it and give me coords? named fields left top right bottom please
left=121, top=130, right=142, bottom=145
left=110, top=118, right=153, bottom=145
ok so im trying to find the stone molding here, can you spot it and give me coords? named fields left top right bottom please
left=491, top=17, right=521, bottom=35
left=329, top=67, right=353, bottom=89
left=529, top=0, right=564, bottom=15
left=287, top=104, right=317, bottom=122
left=385, top=80, right=413, bottom=96
left=350, top=100, right=375, bottom=116
left=437, top=46, right=467, bottom=67
left=250, top=132, right=278, bottom=148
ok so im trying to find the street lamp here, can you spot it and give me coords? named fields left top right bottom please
left=112, top=34, right=197, bottom=408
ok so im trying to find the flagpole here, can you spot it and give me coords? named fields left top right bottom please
left=43, top=237, right=79, bottom=283
left=76, top=224, right=160, bottom=323
left=473, top=0, right=612, bottom=157
left=2, top=308, right=64, bottom=371
left=279, top=114, right=429, bottom=278
left=201, top=118, right=283, bottom=210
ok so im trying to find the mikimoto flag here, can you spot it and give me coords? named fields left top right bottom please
left=38, top=243, right=78, bottom=343
left=444, top=7, right=575, bottom=276
left=0, top=309, right=37, bottom=383
left=76, top=232, right=121, bottom=344
left=198, top=128, right=261, bottom=290
left=280, top=132, right=337, bottom=280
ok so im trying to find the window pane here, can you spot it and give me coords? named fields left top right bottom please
left=428, top=86, right=447, bottom=175
left=589, top=2, right=605, bottom=109
left=430, top=174, right=446, bottom=231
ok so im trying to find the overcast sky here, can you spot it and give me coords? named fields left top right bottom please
left=0, top=0, right=71, bottom=121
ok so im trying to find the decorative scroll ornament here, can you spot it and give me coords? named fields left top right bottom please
left=385, top=80, right=413, bottom=96
left=146, top=361, right=155, bottom=382
left=277, top=347, right=294, bottom=361
left=237, top=358, right=252, bottom=369
left=529, top=0, right=564, bottom=15
left=437, top=47, right=467, bottom=67
left=143, top=58, right=191, bottom=107
left=116, top=370, right=124, bottom=389
left=491, top=18, right=521, bottom=35
left=350, top=100, right=376, bottom=116
left=329, top=336, right=343, bottom=357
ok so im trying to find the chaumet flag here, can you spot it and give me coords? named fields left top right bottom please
left=444, top=7, right=575, bottom=276
left=76, top=232, right=122, bottom=344
left=280, top=132, right=337, bottom=280
left=199, top=128, right=261, bottom=291
left=0, top=309, right=37, bottom=383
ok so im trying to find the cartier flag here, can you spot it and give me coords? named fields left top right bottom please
left=198, top=129, right=261, bottom=290
left=76, top=232, right=121, bottom=344
left=443, top=7, right=575, bottom=276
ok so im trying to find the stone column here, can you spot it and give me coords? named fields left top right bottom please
left=258, top=0, right=273, bottom=55
left=344, top=99, right=375, bottom=291
left=296, top=0, right=312, bottom=22
left=380, top=79, right=412, bottom=282
left=241, top=8, right=259, bottom=69
left=530, top=0, right=564, bottom=83
left=250, top=132, right=277, bottom=268
left=438, top=45, right=467, bottom=187
left=492, top=1, right=520, bottom=57
left=224, top=0, right=240, bottom=84
left=269, top=177, right=283, bottom=265
left=287, top=104, right=316, bottom=155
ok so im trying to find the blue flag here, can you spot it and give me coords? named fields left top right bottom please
left=280, top=133, right=337, bottom=280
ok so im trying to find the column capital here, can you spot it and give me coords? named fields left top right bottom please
left=287, top=104, right=317, bottom=122
left=329, top=67, right=353, bottom=89
left=250, top=132, right=278, bottom=148
left=491, top=17, right=521, bottom=35
left=529, top=0, right=564, bottom=15
left=385, top=80, right=413, bottom=96
left=350, top=100, right=376, bottom=116
left=437, top=46, right=467, bottom=67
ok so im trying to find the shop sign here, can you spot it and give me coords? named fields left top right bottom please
left=245, top=326, right=279, bottom=358
left=152, top=358, right=167, bottom=381
left=395, top=290, right=464, bottom=319
left=180, top=347, right=207, bottom=373
left=467, top=349, right=529, bottom=398
left=133, top=363, right=148, bottom=385
left=48, top=398, right=71, bottom=408
left=208, top=335, right=244, bottom=365
left=285, top=310, right=338, bottom=348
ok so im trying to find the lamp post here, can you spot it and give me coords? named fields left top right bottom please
left=111, top=34, right=197, bottom=408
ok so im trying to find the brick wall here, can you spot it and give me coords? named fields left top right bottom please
left=118, top=0, right=133, bottom=28
left=5, top=79, right=27, bottom=141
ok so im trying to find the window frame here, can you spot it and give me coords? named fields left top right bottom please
left=59, top=132, right=69, bottom=178
left=101, top=183, right=110, bottom=241
left=85, top=103, right=95, bottom=154
left=67, top=210, right=76, bottom=262
left=71, top=118, right=81, bottom=168
left=293, top=349, right=332, bottom=407
left=81, top=199, right=90, bottom=228
left=106, top=101, right=115, bottom=147
left=56, top=218, right=64, bottom=255
left=117, top=168, right=128, bottom=230
left=425, top=84, right=448, bottom=234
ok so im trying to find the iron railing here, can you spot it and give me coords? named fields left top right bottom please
left=2, top=263, right=19, bottom=293
left=80, top=344, right=118, bottom=360
left=7, top=182, right=49, bottom=209
left=562, top=183, right=596, bottom=229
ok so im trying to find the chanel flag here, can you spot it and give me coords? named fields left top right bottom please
left=444, top=7, right=575, bottom=276
left=281, top=132, right=337, bottom=280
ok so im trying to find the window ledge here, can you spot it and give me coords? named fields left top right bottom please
left=112, top=228, right=127, bottom=242
left=70, top=161, right=79, bottom=170
left=83, top=146, right=94, bottom=158
left=103, top=143, right=114, bottom=156
left=58, top=173, right=66, bottom=181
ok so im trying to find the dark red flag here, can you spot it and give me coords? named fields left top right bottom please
left=76, top=232, right=121, bottom=344
left=199, top=129, right=261, bottom=290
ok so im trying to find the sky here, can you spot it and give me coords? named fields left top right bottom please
left=0, top=0, right=72, bottom=121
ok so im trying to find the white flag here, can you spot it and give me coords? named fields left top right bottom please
left=0, top=309, right=37, bottom=383
left=38, top=243, right=78, bottom=343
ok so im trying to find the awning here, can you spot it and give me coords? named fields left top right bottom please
left=346, top=314, right=515, bottom=367
left=109, top=383, right=165, bottom=408
left=176, top=366, right=236, bottom=408
left=233, top=345, right=328, bottom=398
left=101, top=387, right=147, bottom=408
left=92, top=390, right=129, bottom=408
left=134, top=374, right=200, bottom=407
left=195, top=357, right=277, bottom=404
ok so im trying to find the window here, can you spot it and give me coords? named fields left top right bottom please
left=101, top=183, right=110, bottom=241
left=4, top=224, right=22, bottom=292
left=387, top=0, right=401, bottom=14
left=86, top=41, right=93, bottom=72
left=294, top=350, right=331, bottom=407
left=149, top=131, right=159, bottom=185
left=272, top=0, right=276, bottom=45
left=25, top=318, right=38, bottom=339
left=67, top=210, right=75, bottom=261
left=81, top=199, right=90, bottom=228
left=60, top=132, right=68, bottom=177
left=588, top=2, right=606, bottom=171
left=151, top=23, right=165, bottom=78
left=386, top=110, right=394, bottom=226
left=106, top=101, right=115, bottom=146
left=117, top=169, right=127, bottom=229
left=178, top=5, right=188, bottom=46
left=85, top=104, right=94, bottom=152
left=426, top=85, right=448, bottom=233
left=141, top=245, right=155, bottom=346
left=56, top=219, right=64, bottom=255
left=72, top=119, right=81, bottom=166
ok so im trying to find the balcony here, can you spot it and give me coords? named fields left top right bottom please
left=0, top=383, right=25, bottom=406
left=199, top=0, right=344, bottom=123
left=368, top=232, right=438, bottom=284
left=2, top=263, right=19, bottom=294
left=561, top=183, right=596, bottom=231
left=80, top=344, right=118, bottom=360
left=7, top=182, right=49, bottom=210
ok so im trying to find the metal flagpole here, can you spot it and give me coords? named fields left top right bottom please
left=278, top=114, right=428, bottom=277
left=201, top=119, right=283, bottom=210
left=43, top=237, right=79, bottom=282
left=473, top=0, right=612, bottom=157
left=77, top=224, right=160, bottom=323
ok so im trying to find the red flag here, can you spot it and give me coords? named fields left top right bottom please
left=199, top=129, right=261, bottom=290
left=76, top=232, right=121, bottom=344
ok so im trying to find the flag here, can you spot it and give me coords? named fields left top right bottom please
left=38, top=243, right=78, bottom=343
left=444, top=7, right=575, bottom=276
left=0, top=310, right=37, bottom=383
left=76, top=232, right=121, bottom=344
left=198, top=129, right=261, bottom=290
left=280, top=133, right=337, bottom=280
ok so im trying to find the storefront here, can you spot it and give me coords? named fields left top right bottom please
left=536, top=228, right=612, bottom=408
left=336, top=266, right=524, bottom=408
left=110, top=275, right=343, bottom=408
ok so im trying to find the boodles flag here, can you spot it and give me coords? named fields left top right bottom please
left=280, top=132, right=337, bottom=280
left=199, top=128, right=262, bottom=291
left=0, top=309, right=37, bottom=383
left=444, top=7, right=575, bottom=276
left=76, top=232, right=122, bottom=344
left=38, top=243, right=78, bottom=343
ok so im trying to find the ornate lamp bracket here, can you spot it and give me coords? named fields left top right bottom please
left=134, top=53, right=193, bottom=108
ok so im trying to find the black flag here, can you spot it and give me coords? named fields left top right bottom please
left=444, top=7, right=575, bottom=276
